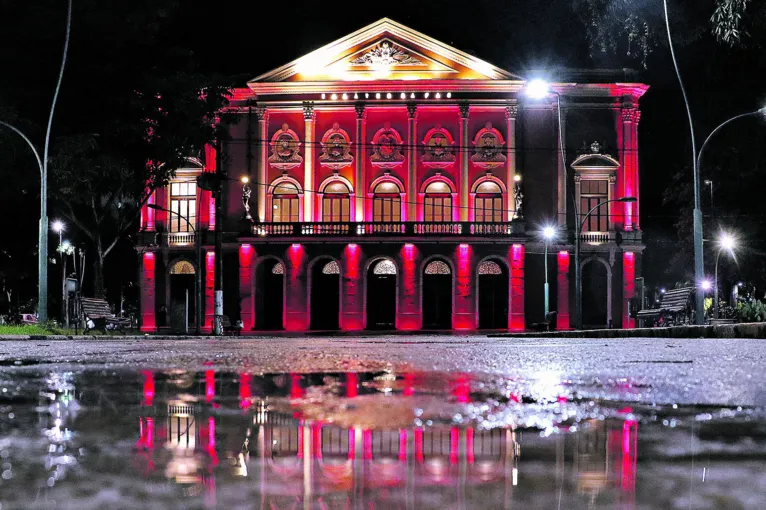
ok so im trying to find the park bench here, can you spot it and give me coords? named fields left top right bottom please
left=531, top=311, right=558, bottom=332
left=81, top=297, right=132, bottom=334
left=636, top=287, right=694, bottom=327
left=217, top=315, right=243, bottom=336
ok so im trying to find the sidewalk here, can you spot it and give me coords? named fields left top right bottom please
left=490, top=322, right=766, bottom=339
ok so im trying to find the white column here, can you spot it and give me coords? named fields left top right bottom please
left=459, top=103, right=470, bottom=221
left=303, top=102, right=315, bottom=222
left=256, top=107, right=268, bottom=223
left=355, top=103, right=366, bottom=221
left=505, top=104, right=518, bottom=221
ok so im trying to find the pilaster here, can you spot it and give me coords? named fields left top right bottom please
left=140, top=252, right=156, bottom=332
left=623, top=252, right=636, bottom=329
left=509, top=244, right=525, bottom=331
left=556, top=251, right=570, bottom=330
left=239, top=244, right=255, bottom=331
left=556, top=99, right=567, bottom=227
left=459, top=103, right=470, bottom=221
left=505, top=105, right=518, bottom=221
left=303, top=102, right=316, bottom=222
left=355, top=103, right=366, bottom=220
left=256, top=107, right=268, bottom=223
left=407, top=103, right=418, bottom=221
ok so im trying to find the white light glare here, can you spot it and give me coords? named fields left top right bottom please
left=700, top=280, right=712, bottom=291
left=719, top=232, right=736, bottom=252
left=542, top=226, right=556, bottom=240
left=52, top=220, right=65, bottom=233
left=526, top=78, right=550, bottom=99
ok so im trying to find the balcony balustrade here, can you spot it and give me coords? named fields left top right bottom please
left=167, top=232, right=196, bottom=246
left=253, top=221, right=523, bottom=238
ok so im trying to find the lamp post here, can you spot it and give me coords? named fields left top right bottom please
left=541, top=225, right=556, bottom=317
left=0, top=0, right=72, bottom=324
left=714, top=232, right=736, bottom=320
left=574, top=197, right=637, bottom=330
left=52, top=220, right=65, bottom=324
left=148, top=204, right=203, bottom=335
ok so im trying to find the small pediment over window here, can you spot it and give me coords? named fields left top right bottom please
left=571, top=141, right=620, bottom=171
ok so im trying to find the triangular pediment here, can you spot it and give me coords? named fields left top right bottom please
left=250, top=18, right=519, bottom=84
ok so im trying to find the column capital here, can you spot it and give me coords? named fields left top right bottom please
left=254, top=106, right=268, bottom=121
left=302, top=101, right=315, bottom=121
left=354, top=102, right=366, bottom=119
left=505, top=104, right=519, bottom=120
left=621, top=106, right=639, bottom=123
left=407, top=103, right=418, bottom=119
left=458, top=102, right=470, bottom=119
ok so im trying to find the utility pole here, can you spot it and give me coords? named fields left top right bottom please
left=213, top=143, right=225, bottom=336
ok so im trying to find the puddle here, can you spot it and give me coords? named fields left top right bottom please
left=0, top=369, right=764, bottom=509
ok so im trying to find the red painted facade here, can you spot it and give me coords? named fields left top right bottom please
left=137, top=19, right=646, bottom=333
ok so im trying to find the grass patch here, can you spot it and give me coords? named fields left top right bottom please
left=0, top=324, right=78, bottom=336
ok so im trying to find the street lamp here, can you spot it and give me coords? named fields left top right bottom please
left=0, top=0, right=72, bottom=324
left=541, top=225, right=557, bottom=317
left=147, top=204, right=203, bottom=335
left=714, top=232, right=737, bottom=320
left=52, top=220, right=66, bottom=325
left=574, top=197, right=637, bottom=330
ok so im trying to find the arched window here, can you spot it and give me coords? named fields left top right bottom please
left=424, top=260, right=451, bottom=275
left=272, top=181, right=300, bottom=223
left=474, top=180, right=503, bottom=223
left=478, top=261, right=503, bottom=275
left=169, top=260, right=196, bottom=274
left=322, top=260, right=340, bottom=274
left=424, top=181, right=452, bottom=222
left=373, top=181, right=401, bottom=222
left=272, top=262, right=284, bottom=275
left=373, top=259, right=397, bottom=275
left=322, top=182, right=351, bottom=222
left=580, top=179, right=609, bottom=231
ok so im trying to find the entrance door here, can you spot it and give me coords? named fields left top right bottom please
left=367, top=259, right=397, bottom=330
left=478, top=260, right=508, bottom=329
left=422, top=260, right=452, bottom=329
left=582, top=260, right=609, bottom=327
left=256, top=259, right=284, bottom=330
left=311, top=260, right=340, bottom=330
left=168, top=260, right=196, bottom=332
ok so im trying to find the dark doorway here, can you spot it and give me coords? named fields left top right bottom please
left=478, top=260, right=508, bottom=329
left=311, top=259, right=340, bottom=330
left=422, top=260, right=452, bottom=329
left=168, top=260, right=196, bottom=332
left=256, top=259, right=284, bottom=330
left=582, top=260, right=609, bottom=327
left=367, top=259, right=397, bottom=330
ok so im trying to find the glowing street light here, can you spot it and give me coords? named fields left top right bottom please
left=700, top=279, right=712, bottom=291
left=52, top=220, right=65, bottom=234
left=525, top=79, right=550, bottom=100
left=714, top=232, right=737, bottom=319
left=541, top=224, right=557, bottom=318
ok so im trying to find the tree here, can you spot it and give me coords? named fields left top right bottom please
left=572, top=0, right=765, bottom=68
left=50, top=73, right=232, bottom=296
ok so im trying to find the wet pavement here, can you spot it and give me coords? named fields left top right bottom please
left=0, top=336, right=765, bottom=508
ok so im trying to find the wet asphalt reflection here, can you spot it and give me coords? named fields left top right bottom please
left=0, top=369, right=764, bottom=509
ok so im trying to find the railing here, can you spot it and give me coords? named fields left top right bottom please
left=167, top=232, right=196, bottom=246
left=253, top=221, right=523, bottom=237
left=579, top=231, right=616, bottom=244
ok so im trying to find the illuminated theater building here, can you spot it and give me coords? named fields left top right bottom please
left=137, top=18, right=647, bottom=333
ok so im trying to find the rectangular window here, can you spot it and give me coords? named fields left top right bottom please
left=322, top=196, right=350, bottom=222
left=169, top=181, right=197, bottom=232
left=273, top=196, right=299, bottom=222
left=475, top=196, right=503, bottom=222
left=424, top=195, right=452, bottom=222
left=373, top=195, right=401, bottom=222
left=580, top=179, right=609, bottom=231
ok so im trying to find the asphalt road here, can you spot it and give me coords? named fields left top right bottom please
left=1, top=335, right=765, bottom=407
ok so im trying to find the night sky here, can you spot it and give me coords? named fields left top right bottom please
left=2, top=0, right=765, bottom=307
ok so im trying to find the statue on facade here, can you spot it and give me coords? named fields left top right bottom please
left=513, top=179, right=524, bottom=219
left=242, top=178, right=253, bottom=222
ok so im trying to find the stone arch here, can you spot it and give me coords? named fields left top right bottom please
left=580, top=255, right=612, bottom=327
left=471, top=174, right=507, bottom=194
left=318, top=174, right=354, bottom=194
left=420, top=255, right=454, bottom=329
left=308, top=256, right=343, bottom=330
left=369, top=173, right=405, bottom=194
left=255, top=255, right=286, bottom=330
left=420, top=174, right=456, bottom=194
left=475, top=256, right=510, bottom=330
left=364, top=256, right=399, bottom=330
left=165, top=257, right=199, bottom=332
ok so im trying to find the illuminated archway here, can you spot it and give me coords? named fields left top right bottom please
left=255, top=257, right=285, bottom=330
left=309, top=258, right=341, bottom=330
left=166, top=258, right=197, bottom=332
left=366, top=258, right=397, bottom=330
left=477, top=259, right=509, bottom=329
left=422, top=258, right=453, bottom=329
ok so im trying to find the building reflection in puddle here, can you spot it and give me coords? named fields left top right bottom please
left=134, top=370, right=638, bottom=509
